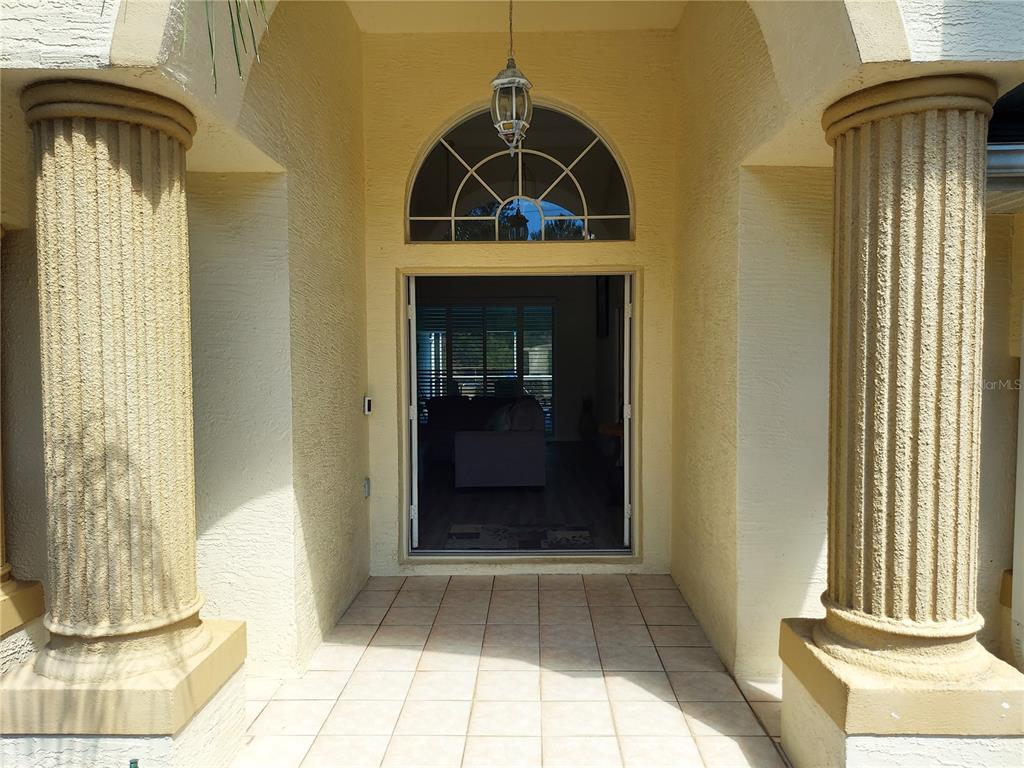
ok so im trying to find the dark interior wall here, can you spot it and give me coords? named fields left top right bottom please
left=416, top=275, right=623, bottom=441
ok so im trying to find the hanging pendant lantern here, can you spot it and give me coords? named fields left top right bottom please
left=490, top=0, right=533, bottom=154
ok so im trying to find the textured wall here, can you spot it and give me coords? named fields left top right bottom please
left=231, top=1, right=369, bottom=665
left=671, top=0, right=785, bottom=673
left=0, top=0, right=117, bottom=69
left=735, top=167, right=832, bottom=680
left=981, top=214, right=1021, bottom=651
left=897, top=0, right=1024, bottom=62
left=362, top=28, right=677, bottom=576
left=188, top=172, right=301, bottom=676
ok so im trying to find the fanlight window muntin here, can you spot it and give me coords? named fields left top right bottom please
left=408, top=107, right=632, bottom=242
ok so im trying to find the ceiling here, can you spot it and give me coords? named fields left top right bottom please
left=346, top=1, right=687, bottom=34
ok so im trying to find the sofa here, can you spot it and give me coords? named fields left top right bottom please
left=422, top=395, right=546, bottom=488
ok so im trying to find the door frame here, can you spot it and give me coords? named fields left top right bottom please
left=398, top=267, right=641, bottom=562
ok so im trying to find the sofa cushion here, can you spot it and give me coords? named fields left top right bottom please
left=509, top=397, right=545, bottom=431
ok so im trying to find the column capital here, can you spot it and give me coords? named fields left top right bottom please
left=823, top=74, right=998, bottom=144
left=21, top=79, right=196, bottom=148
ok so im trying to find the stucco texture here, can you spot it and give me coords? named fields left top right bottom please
left=362, top=28, right=676, bottom=576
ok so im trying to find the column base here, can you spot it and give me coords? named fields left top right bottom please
left=1, top=665, right=245, bottom=768
left=0, top=618, right=245, bottom=735
left=0, top=578, right=44, bottom=637
left=780, top=618, right=1024, bottom=767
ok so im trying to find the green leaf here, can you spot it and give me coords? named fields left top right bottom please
left=245, top=0, right=260, bottom=63
left=205, top=0, right=218, bottom=92
left=233, top=0, right=248, bottom=54
left=226, top=0, right=243, bottom=78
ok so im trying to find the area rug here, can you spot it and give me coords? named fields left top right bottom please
left=446, top=524, right=594, bottom=550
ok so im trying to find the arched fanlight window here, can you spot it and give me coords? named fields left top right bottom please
left=408, top=106, right=632, bottom=242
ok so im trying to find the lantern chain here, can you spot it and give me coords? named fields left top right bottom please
left=508, top=0, right=515, bottom=59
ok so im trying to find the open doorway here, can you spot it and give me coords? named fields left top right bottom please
left=407, top=274, right=633, bottom=554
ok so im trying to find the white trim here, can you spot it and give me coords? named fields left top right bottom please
left=623, top=274, right=633, bottom=548
left=408, top=276, right=420, bottom=550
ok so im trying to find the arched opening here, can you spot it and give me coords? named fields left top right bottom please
left=407, top=106, right=632, bottom=242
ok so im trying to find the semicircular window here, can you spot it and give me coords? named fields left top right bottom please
left=409, top=107, right=632, bottom=242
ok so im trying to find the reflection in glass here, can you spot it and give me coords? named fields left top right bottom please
left=499, top=198, right=543, bottom=241
left=544, top=219, right=585, bottom=241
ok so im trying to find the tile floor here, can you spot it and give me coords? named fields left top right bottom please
left=232, top=574, right=787, bottom=768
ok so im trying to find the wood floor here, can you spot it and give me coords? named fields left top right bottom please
left=416, top=441, right=626, bottom=551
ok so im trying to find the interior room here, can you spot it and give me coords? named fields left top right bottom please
left=412, top=274, right=630, bottom=552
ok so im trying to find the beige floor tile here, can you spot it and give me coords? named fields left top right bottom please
left=619, top=736, right=703, bottom=767
left=355, top=645, right=423, bottom=672
left=682, top=702, right=765, bottom=737
left=325, top=624, right=378, bottom=646
left=350, top=590, right=399, bottom=608
left=339, top=605, right=390, bottom=625
left=649, top=625, right=710, bottom=647
left=484, top=623, right=539, bottom=647
left=627, top=574, right=677, bottom=590
left=489, top=590, right=538, bottom=608
left=479, top=644, right=540, bottom=671
left=668, top=672, right=744, bottom=702
left=447, top=575, right=494, bottom=590
left=611, top=700, right=690, bottom=736
left=418, top=646, right=482, bottom=671
left=594, top=624, right=653, bottom=646
left=232, top=735, right=314, bottom=768
left=248, top=700, right=333, bottom=736
left=750, top=702, right=781, bottom=738
left=583, top=574, right=630, bottom=590
left=640, top=606, right=697, bottom=626
left=246, top=676, right=282, bottom=701
left=634, top=589, right=687, bottom=607
left=274, top=671, right=352, bottom=700
left=539, top=589, right=588, bottom=607
left=493, top=574, right=538, bottom=590
left=301, top=735, right=391, bottom=767
left=603, top=670, right=675, bottom=702
left=370, top=624, right=432, bottom=647
left=469, top=701, right=542, bottom=736
left=539, top=605, right=593, bottom=625
left=475, top=670, right=541, bottom=700
left=321, top=699, right=403, bottom=735
left=396, top=700, right=473, bottom=735
left=244, top=700, right=268, bottom=731
left=541, top=700, right=616, bottom=736
left=541, top=736, right=622, bottom=767
left=540, top=669, right=608, bottom=701
left=658, top=647, right=725, bottom=672
left=441, top=589, right=492, bottom=607
left=427, top=622, right=485, bottom=648
left=392, top=589, right=445, bottom=608
left=540, top=643, right=602, bottom=671
left=365, top=576, right=406, bottom=591
left=590, top=606, right=645, bottom=625
left=586, top=588, right=638, bottom=607
left=407, top=670, right=478, bottom=701
left=402, top=575, right=452, bottom=591
left=435, top=602, right=490, bottom=624
left=736, top=679, right=782, bottom=703
left=599, top=644, right=664, bottom=672
left=462, top=736, right=542, bottom=767
left=539, top=623, right=597, bottom=646
left=695, top=736, right=785, bottom=768
left=339, top=670, right=415, bottom=700
left=382, top=605, right=439, bottom=625
left=538, top=574, right=583, bottom=590
left=487, top=604, right=539, bottom=624
left=309, top=644, right=367, bottom=671
left=381, top=735, right=465, bottom=767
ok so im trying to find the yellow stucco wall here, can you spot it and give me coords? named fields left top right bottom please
left=671, top=0, right=786, bottom=673
left=362, top=28, right=677, bottom=575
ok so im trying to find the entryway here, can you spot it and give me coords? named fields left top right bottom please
left=406, top=274, right=635, bottom=554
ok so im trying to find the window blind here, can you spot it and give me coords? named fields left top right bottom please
left=416, top=303, right=554, bottom=433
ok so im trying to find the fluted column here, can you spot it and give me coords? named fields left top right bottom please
left=21, top=81, right=208, bottom=682
left=813, top=75, right=999, bottom=680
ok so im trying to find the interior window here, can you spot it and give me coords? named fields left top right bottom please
left=409, top=107, right=632, bottom=241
